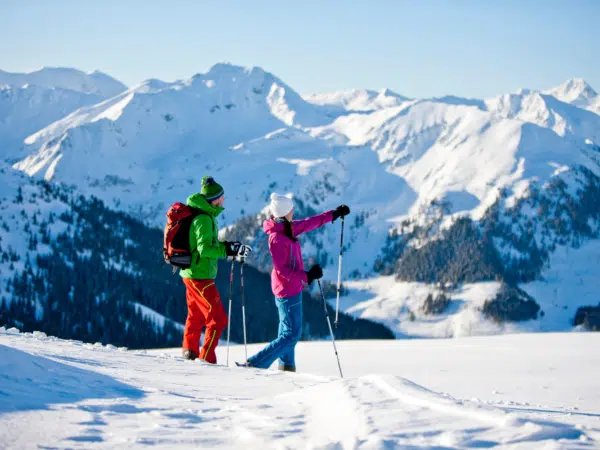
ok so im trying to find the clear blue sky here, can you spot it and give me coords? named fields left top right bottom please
left=1, top=0, right=598, bottom=98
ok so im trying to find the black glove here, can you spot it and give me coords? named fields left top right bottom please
left=332, top=204, right=350, bottom=222
left=224, top=241, right=241, bottom=257
left=306, top=264, right=323, bottom=284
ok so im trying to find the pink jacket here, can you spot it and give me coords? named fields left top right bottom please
left=263, top=211, right=334, bottom=298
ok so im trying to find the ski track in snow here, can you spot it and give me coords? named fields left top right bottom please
left=1, top=328, right=598, bottom=449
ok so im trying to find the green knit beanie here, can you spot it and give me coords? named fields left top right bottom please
left=201, top=175, right=224, bottom=202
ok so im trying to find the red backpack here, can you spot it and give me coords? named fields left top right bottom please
left=163, top=202, right=207, bottom=270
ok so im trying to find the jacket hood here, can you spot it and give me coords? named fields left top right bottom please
left=186, top=193, right=224, bottom=217
left=263, top=217, right=285, bottom=235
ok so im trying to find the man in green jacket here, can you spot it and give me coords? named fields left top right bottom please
left=181, top=176, right=251, bottom=363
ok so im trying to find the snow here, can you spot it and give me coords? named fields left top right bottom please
left=521, top=239, right=600, bottom=332
left=335, top=277, right=505, bottom=338
left=22, top=91, right=137, bottom=147
left=1, top=329, right=598, bottom=448
left=337, top=237, right=600, bottom=338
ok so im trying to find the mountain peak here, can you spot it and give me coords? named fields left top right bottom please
left=0, top=66, right=127, bottom=98
left=185, top=64, right=276, bottom=90
left=559, top=77, right=594, bottom=91
left=545, top=78, right=597, bottom=105
left=204, top=62, right=269, bottom=80
left=133, top=78, right=174, bottom=94
left=29, top=66, right=84, bottom=75
left=378, top=88, right=410, bottom=101
left=207, top=62, right=248, bottom=75
left=514, top=88, right=534, bottom=96
left=86, top=69, right=118, bottom=79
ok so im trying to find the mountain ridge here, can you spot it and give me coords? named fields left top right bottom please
left=1, top=63, right=599, bottom=337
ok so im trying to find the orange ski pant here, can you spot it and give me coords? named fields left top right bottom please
left=182, top=278, right=228, bottom=364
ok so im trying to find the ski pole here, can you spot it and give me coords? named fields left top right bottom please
left=240, top=257, right=248, bottom=362
left=318, top=279, right=344, bottom=378
left=226, top=258, right=235, bottom=366
left=335, top=216, right=345, bottom=327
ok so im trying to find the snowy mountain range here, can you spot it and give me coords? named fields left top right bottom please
left=0, top=67, right=127, bottom=97
left=0, top=68, right=127, bottom=161
left=1, top=64, right=599, bottom=340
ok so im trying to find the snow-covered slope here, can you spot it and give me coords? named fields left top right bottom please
left=0, top=67, right=126, bottom=98
left=0, top=68, right=127, bottom=160
left=0, top=84, right=105, bottom=160
left=336, top=277, right=505, bottom=338
left=0, top=162, right=185, bottom=347
left=0, top=162, right=70, bottom=280
left=1, top=328, right=598, bottom=449
left=304, top=88, right=412, bottom=112
left=336, top=236, right=600, bottom=338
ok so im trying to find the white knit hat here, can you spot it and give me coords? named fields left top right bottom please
left=270, top=193, right=294, bottom=218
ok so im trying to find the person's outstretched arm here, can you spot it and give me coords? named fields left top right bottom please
left=292, top=205, right=350, bottom=236
left=292, top=211, right=334, bottom=237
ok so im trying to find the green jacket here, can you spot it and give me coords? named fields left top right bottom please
left=179, top=193, right=226, bottom=280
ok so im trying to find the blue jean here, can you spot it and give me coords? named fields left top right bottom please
left=248, top=293, right=303, bottom=369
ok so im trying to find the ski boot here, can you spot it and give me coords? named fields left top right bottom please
left=278, top=363, right=296, bottom=372
left=182, top=349, right=198, bottom=360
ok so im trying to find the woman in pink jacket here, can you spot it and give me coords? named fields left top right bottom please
left=238, top=194, right=350, bottom=372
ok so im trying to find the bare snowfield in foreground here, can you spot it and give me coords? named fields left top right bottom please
left=1, top=328, right=598, bottom=449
